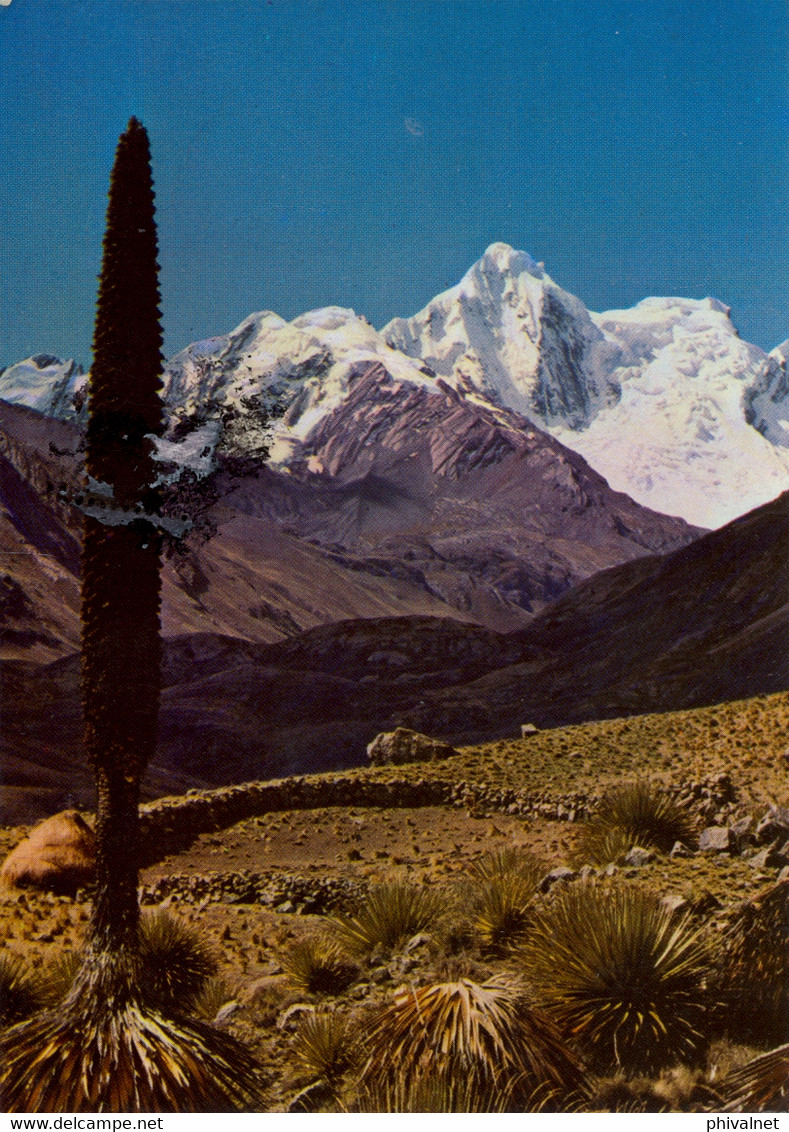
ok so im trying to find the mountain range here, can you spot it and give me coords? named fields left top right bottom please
left=0, top=243, right=786, bottom=822
left=4, top=242, right=787, bottom=529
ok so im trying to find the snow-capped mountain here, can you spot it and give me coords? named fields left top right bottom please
left=0, top=355, right=85, bottom=418
left=552, top=298, right=789, bottom=528
left=383, top=242, right=622, bottom=429
left=383, top=244, right=789, bottom=528
left=3, top=243, right=787, bottom=528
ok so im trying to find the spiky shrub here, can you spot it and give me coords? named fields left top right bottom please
left=281, top=935, right=358, bottom=995
left=576, top=782, right=696, bottom=864
left=291, top=1009, right=359, bottom=1085
left=329, top=882, right=445, bottom=955
left=0, top=119, right=262, bottom=1112
left=356, top=1072, right=522, bottom=1113
left=38, top=952, right=81, bottom=1007
left=715, top=879, right=789, bottom=1046
left=573, top=825, right=644, bottom=868
left=464, top=849, right=545, bottom=952
left=468, top=846, right=545, bottom=881
left=138, top=910, right=217, bottom=1016
left=360, top=978, right=585, bottom=1110
left=518, top=882, right=713, bottom=1075
left=720, top=1043, right=789, bottom=1113
left=192, top=976, right=236, bottom=1023
left=0, top=954, right=46, bottom=1027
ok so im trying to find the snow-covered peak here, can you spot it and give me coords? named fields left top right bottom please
left=382, top=242, right=621, bottom=430
left=0, top=355, right=85, bottom=418
left=160, top=304, right=440, bottom=470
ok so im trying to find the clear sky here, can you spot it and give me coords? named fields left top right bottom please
left=2, top=0, right=787, bottom=369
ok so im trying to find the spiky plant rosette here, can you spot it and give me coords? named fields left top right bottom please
left=463, top=848, right=545, bottom=951
left=0, top=953, right=47, bottom=1027
left=356, top=1070, right=524, bottom=1113
left=291, top=1008, right=360, bottom=1085
left=577, top=781, right=697, bottom=863
left=518, top=881, right=713, bottom=1075
left=329, top=881, right=446, bottom=955
left=281, top=935, right=358, bottom=995
left=0, top=993, right=265, bottom=1112
left=138, top=909, right=217, bottom=1016
left=360, top=977, right=585, bottom=1108
left=715, top=879, right=789, bottom=1045
left=573, top=824, right=645, bottom=868
left=720, top=1043, right=789, bottom=1113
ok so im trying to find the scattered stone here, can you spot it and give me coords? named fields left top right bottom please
left=520, top=723, right=540, bottom=738
left=578, top=865, right=597, bottom=880
left=755, top=806, right=789, bottom=845
left=604, top=863, right=619, bottom=877
left=540, top=866, right=578, bottom=892
left=390, top=955, right=417, bottom=976
left=366, top=728, right=459, bottom=767
left=698, top=826, right=736, bottom=853
left=691, top=892, right=722, bottom=915
left=623, top=847, right=655, bottom=868
left=0, top=811, right=95, bottom=895
left=778, top=866, right=789, bottom=883
left=730, top=815, right=755, bottom=846
left=748, top=841, right=786, bottom=870
left=243, top=974, right=290, bottom=1006
left=370, top=966, right=392, bottom=984
left=670, top=841, right=693, bottom=859
left=213, top=1000, right=241, bottom=1024
left=661, top=894, right=689, bottom=915
left=288, top=1080, right=336, bottom=1113
left=403, top=932, right=431, bottom=954
left=277, top=1003, right=315, bottom=1031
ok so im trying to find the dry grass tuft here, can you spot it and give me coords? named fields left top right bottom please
left=0, top=953, right=47, bottom=1026
left=716, top=879, right=789, bottom=1046
left=281, top=936, right=358, bottom=995
left=720, top=1043, right=789, bottom=1113
left=0, top=999, right=265, bottom=1112
left=518, top=881, right=713, bottom=1075
left=138, top=910, right=218, bottom=1016
left=291, top=1008, right=359, bottom=1084
left=462, top=849, right=545, bottom=952
left=361, top=977, right=585, bottom=1109
left=575, top=781, right=696, bottom=865
left=329, top=882, right=445, bottom=955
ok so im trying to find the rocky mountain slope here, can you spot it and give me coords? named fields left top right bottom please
left=2, top=491, right=785, bottom=824
left=0, top=355, right=698, bottom=667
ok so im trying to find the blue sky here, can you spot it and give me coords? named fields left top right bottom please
left=2, top=0, right=787, bottom=368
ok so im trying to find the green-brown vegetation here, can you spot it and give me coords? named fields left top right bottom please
left=2, top=690, right=788, bottom=1110
left=517, top=882, right=714, bottom=1075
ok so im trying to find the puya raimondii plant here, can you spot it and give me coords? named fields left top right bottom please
left=0, top=119, right=262, bottom=1113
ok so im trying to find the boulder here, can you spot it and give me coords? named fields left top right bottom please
left=698, top=826, right=736, bottom=853
left=748, top=841, right=787, bottom=871
left=539, top=866, right=578, bottom=893
left=730, top=815, right=755, bottom=847
left=755, top=806, right=789, bottom=845
left=520, top=723, right=540, bottom=738
left=0, top=810, right=95, bottom=894
left=366, top=727, right=459, bottom=767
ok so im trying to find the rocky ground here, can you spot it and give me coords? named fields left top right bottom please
left=1, top=689, right=788, bottom=1111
